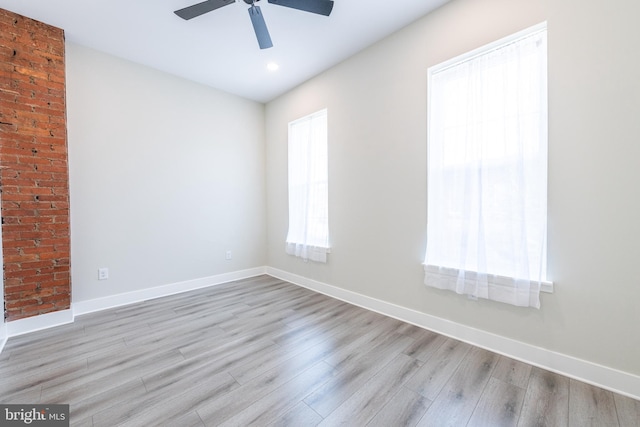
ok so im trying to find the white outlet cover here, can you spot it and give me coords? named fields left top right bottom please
left=98, top=268, right=109, bottom=280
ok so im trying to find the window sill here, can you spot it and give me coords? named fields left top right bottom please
left=540, top=281, right=554, bottom=294
left=423, top=264, right=554, bottom=294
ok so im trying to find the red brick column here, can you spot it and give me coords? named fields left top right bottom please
left=0, top=9, right=71, bottom=321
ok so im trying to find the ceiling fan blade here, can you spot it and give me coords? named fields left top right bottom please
left=174, top=0, right=235, bottom=20
left=267, top=0, right=334, bottom=16
left=248, top=5, right=273, bottom=49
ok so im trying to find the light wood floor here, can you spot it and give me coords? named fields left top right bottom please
left=1, top=275, right=639, bottom=426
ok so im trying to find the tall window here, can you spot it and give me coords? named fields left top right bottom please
left=286, top=109, right=329, bottom=262
left=424, top=23, right=549, bottom=308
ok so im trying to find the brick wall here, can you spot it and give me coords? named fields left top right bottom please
left=0, top=9, right=71, bottom=322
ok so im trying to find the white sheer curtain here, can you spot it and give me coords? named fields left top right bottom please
left=286, top=109, right=330, bottom=262
left=424, top=25, right=548, bottom=308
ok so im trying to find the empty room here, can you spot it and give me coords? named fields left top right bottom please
left=1, top=0, right=639, bottom=425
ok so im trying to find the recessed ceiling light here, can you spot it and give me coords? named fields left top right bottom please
left=267, top=62, right=279, bottom=71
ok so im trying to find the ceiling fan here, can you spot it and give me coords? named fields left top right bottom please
left=174, top=0, right=334, bottom=49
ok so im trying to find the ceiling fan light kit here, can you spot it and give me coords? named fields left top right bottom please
left=174, top=0, right=334, bottom=49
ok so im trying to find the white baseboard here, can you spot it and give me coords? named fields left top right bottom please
left=6, top=309, right=74, bottom=338
left=73, top=267, right=267, bottom=316
left=2, top=267, right=267, bottom=341
left=266, top=267, right=640, bottom=401
left=0, top=322, right=7, bottom=354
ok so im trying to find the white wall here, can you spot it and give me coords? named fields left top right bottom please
left=266, top=0, right=640, bottom=378
left=66, top=43, right=266, bottom=303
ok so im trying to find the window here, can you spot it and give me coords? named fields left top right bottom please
left=286, top=109, right=329, bottom=262
left=424, top=23, right=550, bottom=308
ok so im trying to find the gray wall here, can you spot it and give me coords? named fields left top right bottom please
left=67, top=43, right=267, bottom=303
left=265, top=0, right=640, bottom=376
left=60, top=0, right=640, bottom=381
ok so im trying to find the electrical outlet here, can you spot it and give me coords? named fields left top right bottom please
left=98, top=267, right=109, bottom=280
left=225, top=250, right=232, bottom=261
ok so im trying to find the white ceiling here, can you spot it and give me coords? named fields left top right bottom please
left=0, top=0, right=448, bottom=103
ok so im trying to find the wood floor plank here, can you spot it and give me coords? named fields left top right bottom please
left=80, top=313, right=152, bottom=337
left=218, top=361, right=335, bottom=426
left=141, top=337, right=275, bottom=394
left=225, top=315, right=367, bottom=385
left=176, top=322, right=280, bottom=360
left=69, top=417, right=94, bottom=427
left=85, top=343, right=184, bottom=373
left=517, top=367, right=569, bottom=427
left=123, top=318, right=226, bottom=349
left=110, top=372, right=240, bottom=427
left=147, top=307, right=235, bottom=331
left=280, top=297, right=352, bottom=328
left=321, top=319, right=407, bottom=370
left=319, top=353, right=423, bottom=426
left=0, top=385, right=42, bottom=405
left=269, top=402, right=323, bottom=427
left=0, top=348, right=10, bottom=363
left=402, top=329, right=449, bottom=362
left=395, top=322, right=433, bottom=339
left=0, top=358, right=88, bottom=401
left=404, top=338, right=471, bottom=400
left=92, top=371, right=238, bottom=427
left=366, top=386, right=432, bottom=427
left=226, top=344, right=310, bottom=386
left=569, top=379, right=619, bottom=427
left=170, top=411, right=206, bottom=427
left=303, top=334, right=415, bottom=417
left=196, top=346, right=339, bottom=425
left=614, top=393, right=640, bottom=427
left=0, top=328, right=122, bottom=370
left=3, top=322, right=85, bottom=354
left=270, top=306, right=371, bottom=353
left=282, top=306, right=378, bottom=352
left=467, top=377, right=525, bottom=427
left=416, top=346, right=500, bottom=427
left=213, top=310, right=291, bottom=336
left=196, top=360, right=328, bottom=425
left=233, top=290, right=309, bottom=316
left=1, top=339, right=123, bottom=384
left=69, top=378, right=147, bottom=422
left=492, top=355, right=532, bottom=389
left=41, top=348, right=185, bottom=405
